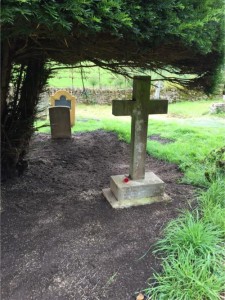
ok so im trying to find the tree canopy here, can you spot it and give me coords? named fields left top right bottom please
left=1, top=0, right=224, bottom=179
left=2, top=0, right=224, bottom=92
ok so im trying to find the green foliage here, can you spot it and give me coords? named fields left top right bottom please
left=146, top=119, right=225, bottom=186
left=198, top=179, right=225, bottom=235
left=154, top=211, right=224, bottom=259
left=199, top=179, right=225, bottom=209
left=204, top=146, right=225, bottom=182
left=145, top=251, right=225, bottom=300
left=202, top=205, right=225, bottom=236
left=144, top=178, right=225, bottom=300
left=2, top=0, right=224, bottom=91
left=1, top=0, right=133, bottom=38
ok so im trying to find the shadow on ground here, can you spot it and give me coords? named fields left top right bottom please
left=1, top=131, right=195, bottom=300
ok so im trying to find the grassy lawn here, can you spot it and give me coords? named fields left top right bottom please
left=49, top=66, right=134, bottom=89
left=36, top=100, right=225, bottom=299
left=168, top=99, right=222, bottom=117
left=48, top=64, right=181, bottom=89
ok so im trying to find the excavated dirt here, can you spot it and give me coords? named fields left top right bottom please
left=1, top=131, right=196, bottom=300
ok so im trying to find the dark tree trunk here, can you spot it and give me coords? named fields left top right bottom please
left=1, top=41, right=13, bottom=118
left=1, top=57, right=50, bottom=180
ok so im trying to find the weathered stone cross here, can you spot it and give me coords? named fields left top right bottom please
left=112, top=76, right=168, bottom=180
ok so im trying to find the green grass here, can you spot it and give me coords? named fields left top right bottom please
left=49, top=67, right=132, bottom=89
left=199, top=179, right=225, bottom=235
left=143, top=163, right=225, bottom=300
left=145, top=250, right=225, bottom=300
left=144, top=119, right=225, bottom=186
left=144, top=179, right=225, bottom=300
left=153, top=211, right=224, bottom=259
left=48, top=64, right=164, bottom=89
left=168, top=100, right=221, bottom=118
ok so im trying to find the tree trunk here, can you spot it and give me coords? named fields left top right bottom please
left=1, top=57, right=50, bottom=180
left=1, top=41, right=13, bottom=118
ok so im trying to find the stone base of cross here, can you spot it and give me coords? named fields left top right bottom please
left=103, top=76, right=171, bottom=209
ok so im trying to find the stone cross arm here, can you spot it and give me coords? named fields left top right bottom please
left=112, top=99, right=168, bottom=116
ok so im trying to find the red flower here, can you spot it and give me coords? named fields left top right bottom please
left=123, top=177, right=129, bottom=183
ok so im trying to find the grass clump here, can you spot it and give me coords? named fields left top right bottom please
left=199, top=179, right=225, bottom=236
left=202, top=205, right=225, bottom=236
left=144, top=251, right=225, bottom=300
left=198, top=178, right=225, bottom=209
left=154, top=211, right=224, bottom=259
left=144, top=178, right=225, bottom=300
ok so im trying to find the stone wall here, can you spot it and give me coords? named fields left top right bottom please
left=37, top=88, right=133, bottom=118
left=36, top=87, right=213, bottom=119
left=39, top=86, right=209, bottom=106
left=47, top=88, right=133, bottom=104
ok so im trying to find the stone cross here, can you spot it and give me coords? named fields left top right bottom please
left=112, top=76, right=168, bottom=180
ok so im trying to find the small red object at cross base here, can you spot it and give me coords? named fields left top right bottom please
left=123, top=177, right=129, bottom=183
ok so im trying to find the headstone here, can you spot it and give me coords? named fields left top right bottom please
left=210, top=103, right=225, bottom=114
left=49, top=106, right=71, bottom=139
left=210, top=85, right=225, bottom=114
left=103, top=76, right=171, bottom=209
left=50, top=90, right=76, bottom=126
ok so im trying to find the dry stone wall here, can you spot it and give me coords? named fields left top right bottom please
left=36, top=87, right=214, bottom=119
left=48, top=88, right=133, bottom=104
left=40, top=87, right=209, bottom=106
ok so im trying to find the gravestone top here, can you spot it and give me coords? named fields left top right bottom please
left=50, top=90, right=76, bottom=126
left=55, top=95, right=72, bottom=108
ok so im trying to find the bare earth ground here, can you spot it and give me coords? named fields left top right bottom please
left=1, top=131, right=195, bottom=300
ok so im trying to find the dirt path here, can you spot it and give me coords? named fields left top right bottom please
left=1, top=131, right=195, bottom=300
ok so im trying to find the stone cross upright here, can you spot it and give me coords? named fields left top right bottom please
left=103, top=76, right=170, bottom=208
left=112, top=76, right=168, bottom=180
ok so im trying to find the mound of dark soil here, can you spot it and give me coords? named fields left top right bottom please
left=1, top=131, right=195, bottom=300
